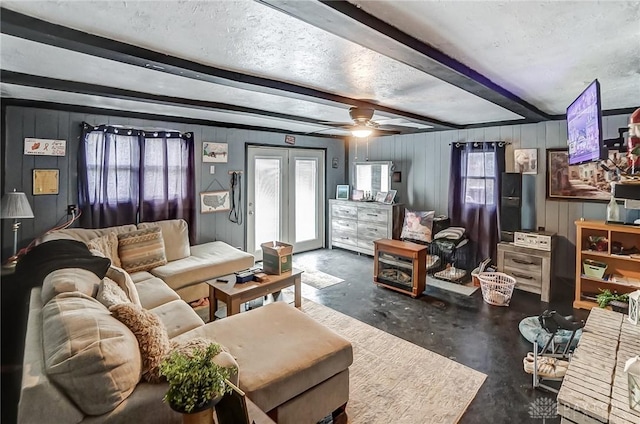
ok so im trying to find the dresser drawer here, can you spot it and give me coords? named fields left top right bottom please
left=505, top=265, right=542, bottom=293
left=332, top=204, right=357, bottom=219
left=332, top=230, right=357, bottom=247
left=504, top=251, right=542, bottom=275
left=332, top=219, right=356, bottom=233
left=357, top=222, right=388, bottom=246
left=357, top=207, right=388, bottom=224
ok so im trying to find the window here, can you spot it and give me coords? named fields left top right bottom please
left=463, top=151, right=496, bottom=205
left=79, top=123, right=194, bottom=230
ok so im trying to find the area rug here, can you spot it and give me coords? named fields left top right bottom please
left=427, top=276, right=479, bottom=296
left=293, top=263, right=345, bottom=290
left=303, top=300, right=486, bottom=423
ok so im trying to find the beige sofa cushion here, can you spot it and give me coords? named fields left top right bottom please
left=150, top=241, right=254, bottom=291
left=151, top=300, right=204, bottom=339
left=87, top=232, right=121, bottom=267
left=118, top=227, right=167, bottom=273
left=135, top=277, right=181, bottom=310
left=39, top=224, right=137, bottom=245
left=174, top=302, right=353, bottom=413
left=41, top=268, right=102, bottom=305
left=138, top=219, right=190, bottom=262
left=42, top=292, right=142, bottom=416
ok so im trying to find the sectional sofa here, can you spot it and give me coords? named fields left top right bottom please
left=18, top=220, right=353, bottom=423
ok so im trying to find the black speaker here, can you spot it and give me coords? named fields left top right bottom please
left=500, top=173, right=522, bottom=241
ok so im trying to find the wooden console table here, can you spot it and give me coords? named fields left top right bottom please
left=557, top=308, right=640, bottom=423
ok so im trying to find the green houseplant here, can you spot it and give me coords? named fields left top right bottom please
left=159, top=342, right=232, bottom=418
left=597, top=289, right=629, bottom=312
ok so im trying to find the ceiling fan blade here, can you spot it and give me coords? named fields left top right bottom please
left=318, top=121, right=353, bottom=127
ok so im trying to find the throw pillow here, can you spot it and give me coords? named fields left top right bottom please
left=105, top=265, right=142, bottom=307
left=117, top=227, right=167, bottom=273
left=43, top=292, right=141, bottom=415
left=400, top=210, right=435, bottom=243
left=434, top=227, right=466, bottom=241
left=87, top=232, right=121, bottom=268
left=109, top=303, right=171, bottom=383
left=97, top=277, right=131, bottom=309
left=138, top=219, right=191, bottom=262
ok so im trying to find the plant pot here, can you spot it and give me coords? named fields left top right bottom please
left=170, top=398, right=218, bottom=424
left=610, top=300, right=629, bottom=313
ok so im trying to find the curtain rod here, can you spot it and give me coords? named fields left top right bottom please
left=449, top=141, right=511, bottom=147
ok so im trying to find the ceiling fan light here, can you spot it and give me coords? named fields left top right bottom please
left=352, top=127, right=372, bottom=138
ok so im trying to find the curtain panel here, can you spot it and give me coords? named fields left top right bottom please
left=448, top=142, right=506, bottom=262
left=79, top=123, right=195, bottom=238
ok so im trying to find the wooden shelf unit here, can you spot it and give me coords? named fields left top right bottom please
left=574, top=220, right=640, bottom=310
left=373, top=239, right=427, bottom=298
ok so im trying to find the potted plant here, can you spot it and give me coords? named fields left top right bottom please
left=159, top=342, right=232, bottom=424
left=596, top=289, right=629, bottom=313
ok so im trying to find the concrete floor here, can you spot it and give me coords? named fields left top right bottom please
left=293, top=248, right=589, bottom=424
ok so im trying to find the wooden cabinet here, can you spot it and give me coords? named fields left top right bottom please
left=329, top=200, right=404, bottom=255
left=574, top=220, right=640, bottom=310
left=373, top=239, right=427, bottom=298
left=497, top=242, right=553, bottom=302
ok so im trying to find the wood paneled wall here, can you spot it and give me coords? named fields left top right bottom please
left=348, top=114, right=639, bottom=278
left=1, top=106, right=347, bottom=259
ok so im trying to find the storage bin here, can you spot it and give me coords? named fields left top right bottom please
left=583, top=259, right=607, bottom=279
left=261, top=241, right=293, bottom=275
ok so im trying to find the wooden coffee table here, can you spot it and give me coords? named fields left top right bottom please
left=207, top=269, right=303, bottom=321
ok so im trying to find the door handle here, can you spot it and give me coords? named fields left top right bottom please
left=248, top=211, right=253, bottom=215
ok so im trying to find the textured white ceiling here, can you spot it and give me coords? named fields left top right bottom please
left=0, top=0, right=522, bottom=125
left=1, top=0, right=638, bottom=133
left=350, top=0, right=640, bottom=113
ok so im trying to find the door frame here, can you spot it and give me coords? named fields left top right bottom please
left=245, top=144, right=326, bottom=260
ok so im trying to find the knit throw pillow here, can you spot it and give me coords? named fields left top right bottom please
left=109, top=303, right=171, bottom=383
left=117, top=227, right=167, bottom=273
left=401, top=210, right=435, bottom=243
left=87, top=232, right=121, bottom=267
left=96, top=277, right=131, bottom=309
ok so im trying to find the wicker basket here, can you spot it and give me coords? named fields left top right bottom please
left=478, top=272, right=517, bottom=306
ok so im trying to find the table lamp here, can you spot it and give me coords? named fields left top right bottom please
left=1, top=189, right=34, bottom=268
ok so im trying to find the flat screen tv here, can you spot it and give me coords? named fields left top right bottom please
left=566, top=79, right=605, bottom=165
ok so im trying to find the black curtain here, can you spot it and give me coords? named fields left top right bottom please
left=448, top=142, right=505, bottom=262
left=79, top=123, right=195, bottom=237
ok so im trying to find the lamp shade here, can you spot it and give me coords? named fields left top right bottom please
left=1, top=191, right=34, bottom=219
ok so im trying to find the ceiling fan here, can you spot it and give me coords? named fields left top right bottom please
left=320, top=107, right=428, bottom=138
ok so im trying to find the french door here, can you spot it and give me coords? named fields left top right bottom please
left=247, top=146, right=325, bottom=260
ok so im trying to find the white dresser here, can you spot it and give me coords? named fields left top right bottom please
left=329, top=199, right=404, bottom=256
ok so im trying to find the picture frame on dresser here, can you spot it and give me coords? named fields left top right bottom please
left=336, top=185, right=350, bottom=200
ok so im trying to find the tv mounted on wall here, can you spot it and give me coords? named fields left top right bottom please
left=566, top=79, right=606, bottom=166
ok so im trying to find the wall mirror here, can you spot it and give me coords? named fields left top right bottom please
left=352, top=161, right=392, bottom=196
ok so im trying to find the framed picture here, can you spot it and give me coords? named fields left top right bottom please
left=33, top=169, right=59, bottom=195
left=383, top=190, right=397, bottom=204
left=351, top=189, right=364, bottom=201
left=200, top=191, right=230, bottom=213
left=336, top=185, right=350, bottom=200
left=202, top=142, right=228, bottom=163
left=546, top=148, right=625, bottom=202
left=375, top=191, right=387, bottom=202
left=514, top=148, right=538, bottom=174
